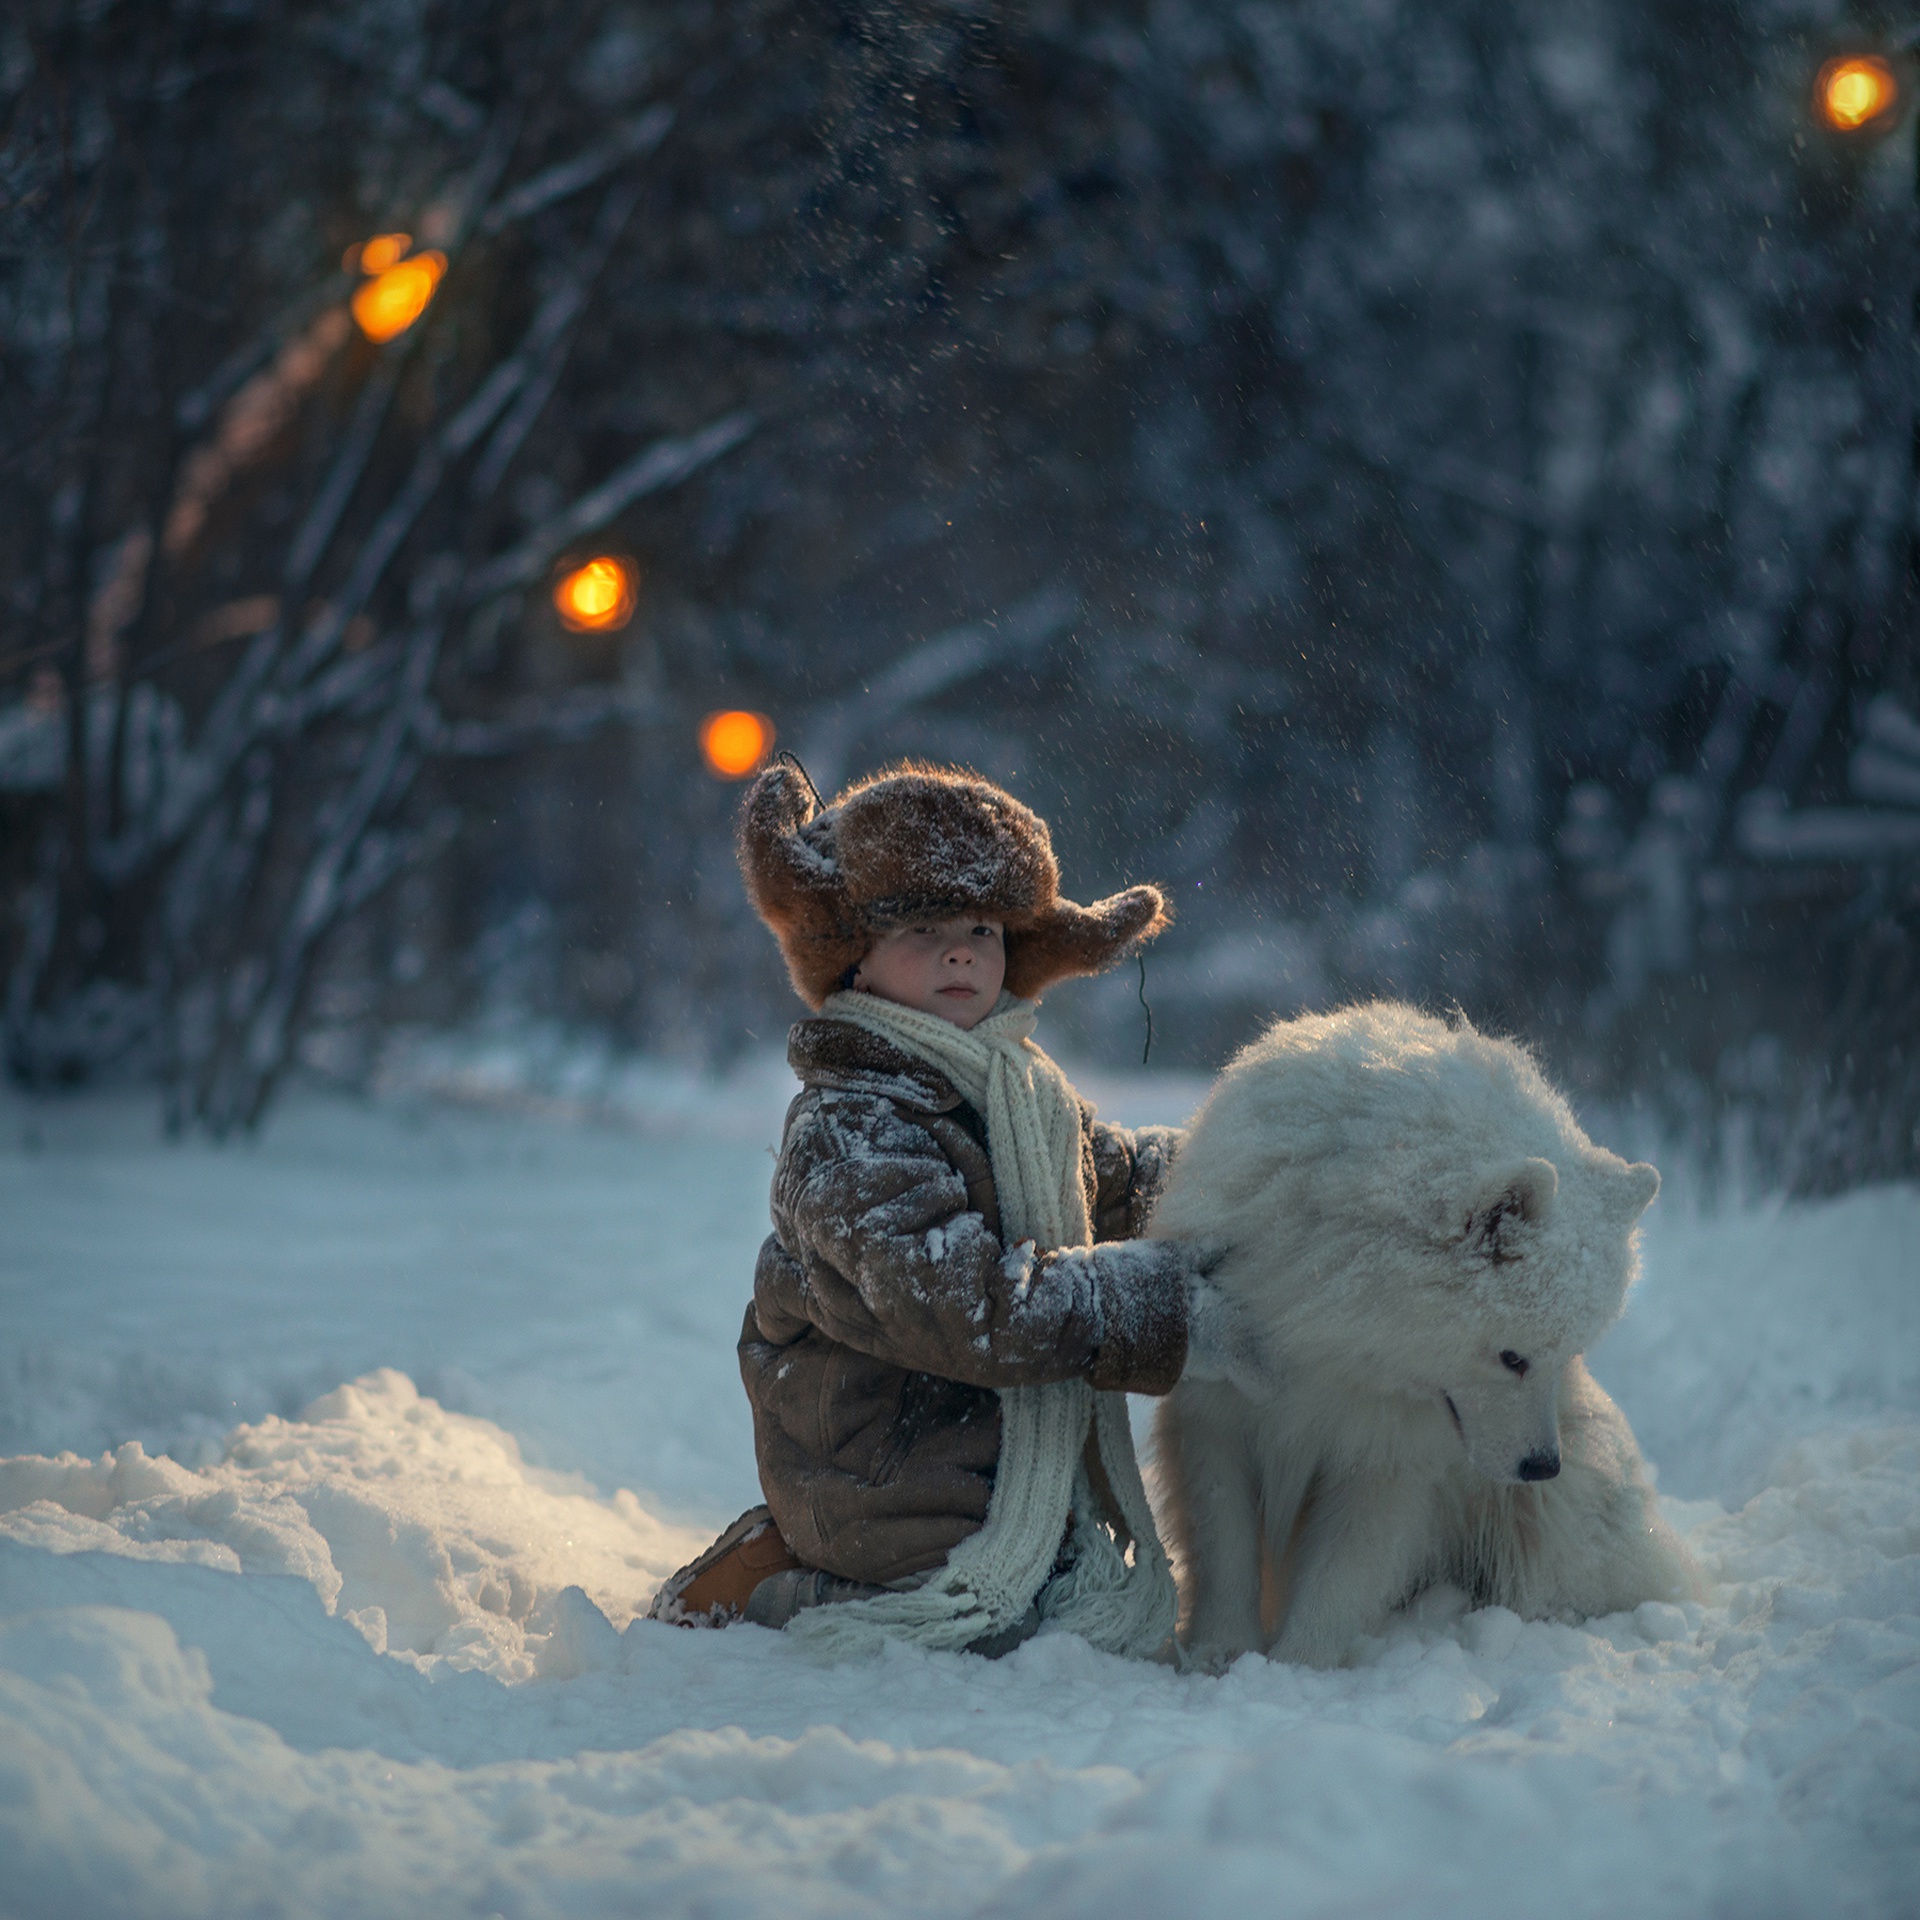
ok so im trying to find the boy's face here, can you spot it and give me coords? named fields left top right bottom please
left=852, top=916, right=1006, bottom=1028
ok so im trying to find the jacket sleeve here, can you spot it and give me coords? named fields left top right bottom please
left=769, top=1091, right=1189, bottom=1395
left=1090, top=1120, right=1186, bottom=1243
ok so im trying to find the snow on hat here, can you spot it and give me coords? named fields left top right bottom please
left=737, top=759, right=1171, bottom=1008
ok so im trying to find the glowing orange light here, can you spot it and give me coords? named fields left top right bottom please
left=553, top=556, right=638, bottom=633
left=351, top=250, right=447, bottom=343
left=349, top=232, right=413, bottom=275
left=1816, top=55, right=1899, bottom=132
left=700, top=709, right=775, bottom=778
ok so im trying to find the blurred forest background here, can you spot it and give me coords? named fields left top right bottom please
left=3, top=0, right=1917, bottom=1189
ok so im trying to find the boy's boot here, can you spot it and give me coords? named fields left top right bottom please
left=741, top=1566, right=889, bottom=1629
left=648, top=1506, right=801, bottom=1626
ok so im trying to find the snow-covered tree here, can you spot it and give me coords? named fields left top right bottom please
left=2, top=0, right=1913, bottom=1180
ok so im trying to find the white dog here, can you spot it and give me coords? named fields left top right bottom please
left=1151, top=1002, right=1697, bottom=1669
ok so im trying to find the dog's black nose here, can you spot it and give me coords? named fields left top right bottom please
left=1517, top=1451, right=1561, bottom=1481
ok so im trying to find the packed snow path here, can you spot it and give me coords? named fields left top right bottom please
left=2, top=1068, right=1916, bottom=1918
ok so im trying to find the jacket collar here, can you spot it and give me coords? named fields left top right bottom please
left=787, top=1016, right=963, bottom=1113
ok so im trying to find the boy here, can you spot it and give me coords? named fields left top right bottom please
left=653, top=761, right=1241, bottom=1655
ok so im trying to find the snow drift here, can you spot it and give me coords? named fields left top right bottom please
left=0, top=1083, right=1915, bottom=1917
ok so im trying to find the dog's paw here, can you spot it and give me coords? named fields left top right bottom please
left=1270, top=1622, right=1356, bottom=1670
left=1178, top=1639, right=1257, bottom=1676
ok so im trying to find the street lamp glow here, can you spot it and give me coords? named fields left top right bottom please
left=1816, top=55, right=1899, bottom=132
left=351, top=249, right=447, bottom=342
left=351, top=232, right=413, bottom=275
left=700, top=709, right=775, bottom=778
left=553, top=556, right=638, bottom=632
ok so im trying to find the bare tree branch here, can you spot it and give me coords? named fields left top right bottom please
left=798, top=585, right=1079, bottom=793
left=1736, top=793, right=1920, bottom=863
left=175, top=281, right=348, bottom=433
left=220, top=614, right=446, bottom=1126
left=462, top=411, right=755, bottom=599
left=422, top=682, right=668, bottom=757
left=468, top=171, right=649, bottom=502
left=478, top=104, right=672, bottom=234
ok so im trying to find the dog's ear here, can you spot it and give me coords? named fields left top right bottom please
left=1461, top=1157, right=1558, bottom=1264
left=1604, top=1159, right=1661, bottom=1223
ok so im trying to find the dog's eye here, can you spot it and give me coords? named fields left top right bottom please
left=1499, top=1350, right=1529, bottom=1376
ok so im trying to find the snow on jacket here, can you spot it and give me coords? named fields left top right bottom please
left=739, top=1016, right=1190, bottom=1587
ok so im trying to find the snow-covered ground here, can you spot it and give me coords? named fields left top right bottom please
left=2, top=1055, right=1916, bottom=1918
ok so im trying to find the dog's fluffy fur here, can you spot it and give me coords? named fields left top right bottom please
left=1151, top=1002, right=1697, bottom=1669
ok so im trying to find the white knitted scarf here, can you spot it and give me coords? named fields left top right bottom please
left=786, top=989, right=1178, bottom=1662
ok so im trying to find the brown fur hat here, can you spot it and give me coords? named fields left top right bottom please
left=738, top=760, right=1171, bottom=1007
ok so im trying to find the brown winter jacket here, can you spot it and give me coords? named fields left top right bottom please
left=739, top=1017, right=1190, bottom=1587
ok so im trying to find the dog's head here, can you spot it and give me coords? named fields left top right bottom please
left=1151, top=1002, right=1659, bottom=1484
